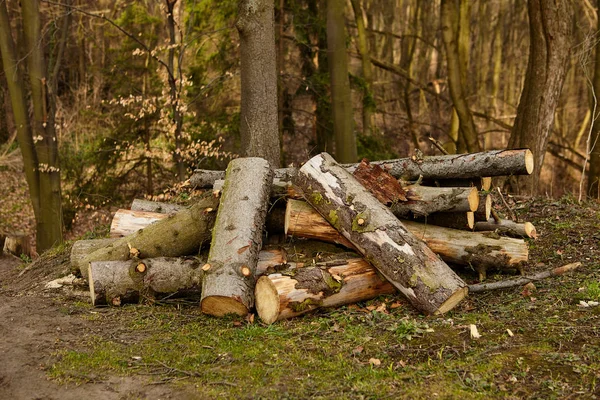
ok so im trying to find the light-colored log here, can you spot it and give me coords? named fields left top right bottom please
left=391, top=185, right=479, bottom=217
left=191, top=149, right=534, bottom=187
left=70, top=238, right=118, bottom=274
left=201, top=157, right=273, bottom=317
left=3, top=234, right=32, bottom=258
left=78, top=194, right=219, bottom=280
left=295, top=152, right=468, bottom=315
left=474, top=219, right=537, bottom=239
left=255, top=258, right=396, bottom=324
left=130, top=199, right=185, bottom=214
left=110, top=210, right=165, bottom=238
left=285, top=199, right=528, bottom=280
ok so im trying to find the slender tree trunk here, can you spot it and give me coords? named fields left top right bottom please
left=507, top=0, right=573, bottom=195
left=587, top=0, right=600, bottom=199
left=327, top=0, right=357, bottom=163
left=350, top=0, right=374, bottom=136
left=440, top=0, right=480, bottom=153
left=237, top=0, right=280, bottom=168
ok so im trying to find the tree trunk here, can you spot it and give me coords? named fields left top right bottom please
left=507, top=0, right=573, bottom=195
left=191, top=149, right=534, bottom=187
left=440, top=0, right=480, bottom=153
left=237, top=0, right=281, bottom=167
left=587, top=0, right=600, bottom=199
left=350, top=0, right=374, bottom=136
left=295, top=153, right=468, bottom=315
left=79, top=194, right=219, bottom=280
left=285, top=199, right=528, bottom=280
left=22, top=0, right=63, bottom=252
left=255, top=258, right=396, bottom=324
left=327, top=0, right=357, bottom=162
left=201, top=158, right=273, bottom=317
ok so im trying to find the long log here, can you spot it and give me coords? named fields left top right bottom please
left=130, top=199, right=185, bottom=214
left=474, top=218, right=537, bottom=239
left=422, top=212, right=475, bottom=230
left=191, top=149, right=534, bottom=187
left=295, top=152, right=468, bottom=315
left=201, top=157, right=273, bottom=317
left=285, top=199, right=528, bottom=280
left=78, top=193, right=219, bottom=280
left=255, top=258, right=396, bottom=324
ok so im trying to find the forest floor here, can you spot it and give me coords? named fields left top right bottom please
left=1, top=167, right=600, bottom=398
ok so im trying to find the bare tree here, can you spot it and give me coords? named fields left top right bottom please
left=587, top=0, right=600, bottom=199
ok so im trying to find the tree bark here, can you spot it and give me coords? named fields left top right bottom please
left=191, top=149, right=534, bottom=188
left=327, top=0, right=357, bottom=162
left=237, top=0, right=281, bottom=167
left=130, top=199, right=185, bottom=214
left=588, top=0, right=600, bottom=199
left=474, top=219, right=537, bottom=239
left=350, top=0, right=374, bottom=136
left=507, top=0, right=573, bottom=195
left=295, top=153, right=468, bottom=315
left=201, top=158, right=273, bottom=317
left=255, top=258, right=396, bottom=324
left=285, top=199, right=528, bottom=280
left=422, top=212, right=474, bottom=230
left=391, top=185, right=479, bottom=217
left=79, top=194, right=219, bottom=280
left=440, top=0, right=480, bottom=153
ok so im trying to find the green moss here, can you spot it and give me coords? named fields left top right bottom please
left=289, top=297, right=322, bottom=312
left=328, top=209, right=340, bottom=230
left=352, top=211, right=376, bottom=232
left=311, top=192, right=323, bottom=205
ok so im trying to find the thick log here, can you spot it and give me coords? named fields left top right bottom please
left=88, top=257, right=204, bottom=306
left=201, top=158, right=273, bottom=317
left=474, top=218, right=537, bottom=239
left=295, top=152, right=468, bottom=315
left=79, top=193, right=219, bottom=280
left=391, top=185, right=479, bottom=217
left=70, top=238, right=118, bottom=274
left=191, top=149, right=533, bottom=188
left=422, top=212, right=475, bottom=230
left=3, top=234, right=32, bottom=258
left=285, top=199, right=528, bottom=280
left=110, top=210, right=165, bottom=238
left=214, top=178, right=302, bottom=199
left=130, top=199, right=185, bottom=214
left=255, top=258, right=396, bottom=324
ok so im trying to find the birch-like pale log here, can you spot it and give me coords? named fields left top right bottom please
left=295, top=152, right=468, bottom=315
left=78, top=194, right=219, bottom=280
left=191, top=149, right=533, bottom=187
left=200, top=157, right=273, bottom=317
left=285, top=199, right=528, bottom=280
left=110, top=210, right=165, bottom=237
left=70, top=238, right=117, bottom=275
left=255, top=259, right=396, bottom=324
left=474, top=218, right=537, bottom=239
left=391, top=185, right=479, bottom=217
left=130, top=199, right=186, bottom=214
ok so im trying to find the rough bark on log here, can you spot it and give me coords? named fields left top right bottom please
left=130, top=199, right=185, bottom=214
left=295, top=152, right=468, bottom=315
left=0, top=234, right=5, bottom=256
left=79, top=193, right=219, bottom=280
left=421, top=212, right=475, bottom=230
left=88, top=257, right=204, bottom=306
left=285, top=199, right=528, bottom=280
left=110, top=210, right=165, bottom=238
left=423, top=176, right=493, bottom=191
left=474, top=218, right=537, bottom=239
left=468, top=262, right=580, bottom=292
left=3, top=235, right=32, bottom=257
left=70, top=238, right=118, bottom=275
left=352, top=158, right=408, bottom=204
left=391, top=185, right=479, bottom=217
left=201, top=157, right=273, bottom=317
left=255, top=258, right=396, bottom=324
left=191, top=149, right=533, bottom=188
left=214, top=178, right=302, bottom=199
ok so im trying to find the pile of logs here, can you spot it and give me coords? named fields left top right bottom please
left=72, top=149, right=540, bottom=323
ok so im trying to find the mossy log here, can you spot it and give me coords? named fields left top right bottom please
left=391, top=185, right=479, bottom=217
left=285, top=199, right=528, bottom=280
left=255, top=258, right=396, bottom=324
left=474, top=218, right=537, bottom=239
left=130, top=199, right=186, bottom=214
left=70, top=238, right=118, bottom=275
left=78, top=194, right=219, bottom=280
left=88, top=257, right=204, bottom=306
left=295, top=152, right=468, bottom=315
left=191, top=149, right=533, bottom=188
left=200, top=158, right=273, bottom=317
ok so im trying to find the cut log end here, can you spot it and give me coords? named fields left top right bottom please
left=524, top=149, right=534, bottom=175
left=484, top=195, right=492, bottom=221
left=467, top=212, right=475, bottom=229
left=241, top=265, right=252, bottom=277
left=435, top=286, right=469, bottom=315
left=481, top=177, right=492, bottom=191
left=202, top=263, right=211, bottom=271
left=467, top=187, right=479, bottom=212
left=255, top=276, right=280, bottom=324
left=524, top=222, right=537, bottom=239
left=88, top=263, right=96, bottom=306
left=136, top=263, right=147, bottom=273
left=201, top=296, right=249, bottom=317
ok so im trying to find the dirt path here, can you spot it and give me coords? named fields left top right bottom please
left=0, top=255, right=193, bottom=400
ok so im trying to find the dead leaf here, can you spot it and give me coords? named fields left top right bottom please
left=506, top=329, right=514, bottom=337
left=375, top=303, right=388, bottom=313
left=369, top=358, right=381, bottom=366
left=352, top=346, right=363, bottom=355
left=390, top=302, right=403, bottom=309
left=469, top=324, right=481, bottom=339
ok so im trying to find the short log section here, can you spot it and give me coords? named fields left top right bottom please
left=474, top=219, right=537, bottom=239
left=200, top=157, right=273, bottom=317
left=391, top=185, right=479, bottom=217
left=295, top=152, right=468, bottom=315
left=110, top=210, right=165, bottom=237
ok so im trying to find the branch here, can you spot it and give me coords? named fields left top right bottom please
left=468, top=262, right=581, bottom=293
left=471, top=111, right=513, bottom=131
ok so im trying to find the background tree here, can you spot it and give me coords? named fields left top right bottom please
left=587, top=0, right=600, bottom=199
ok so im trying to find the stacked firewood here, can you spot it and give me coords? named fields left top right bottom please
left=72, top=149, right=539, bottom=323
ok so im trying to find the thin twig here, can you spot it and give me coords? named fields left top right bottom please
left=428, top=137, right=449, bottom=155
left=496, top=187, right=517, bottom=222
